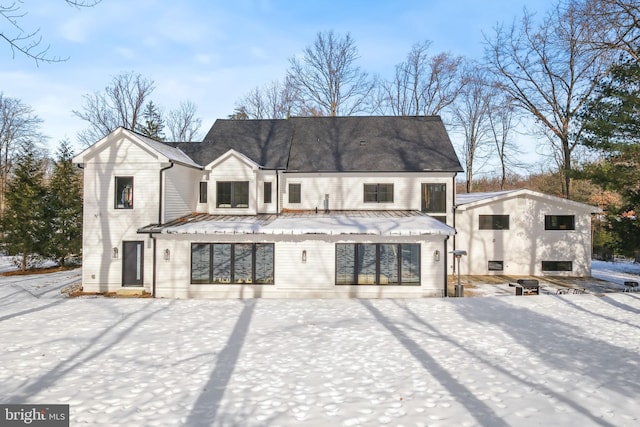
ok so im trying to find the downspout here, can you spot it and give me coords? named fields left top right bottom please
left=443, top=236, right=449, bottom=297
left=151, top=162, right=174, bottom=298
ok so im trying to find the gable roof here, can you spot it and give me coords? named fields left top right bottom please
left=175, top=119, right=292, bottom=169
left=173, top=116, right=463, bottom=173
left=73, top=127, right=202, bottom=169
left=455, top=189, right=601, bottom=213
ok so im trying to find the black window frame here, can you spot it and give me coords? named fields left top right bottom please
left=190, top=243, right=274, bottom=284
left=542, top=261, right=573, bottom=272
left=488, top=261, right=504, bottom=271
left=289, top=183, right=301, bottom=204
left=199, top=182, right=208, bottom=204
left=216, top=181, right=249, bottom=208
left=545, top=215, right=575, bottom=230
left=364, top=183, right=394, bottom=203
left=264, top=182, right=272, bottom=204
left=115, top=176, right=134, bottom=209
left=422, top=183, right=446, bottom=214
left=335, top=243, right=420, bottom=286
left=479, top=215, right=510, bottom=230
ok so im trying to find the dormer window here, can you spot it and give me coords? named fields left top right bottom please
left=217, top=181, right=249, bottom=208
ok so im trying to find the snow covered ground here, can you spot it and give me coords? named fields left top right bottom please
left=1, top=262, right=639, bottom=426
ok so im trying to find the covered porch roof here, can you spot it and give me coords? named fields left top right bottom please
left=139, top=210, right=455, bottom=236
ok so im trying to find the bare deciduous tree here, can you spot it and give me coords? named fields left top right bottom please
left=234, top=78, right=300, bottom=120
left=379, top=41, right=465, bottom=116
left=451, top=64, right=494, bottom=193
left=485, top=2, right=612, bottom=199
left=73, top=71, right=155, bottom=146
left=1, top=1, right=101, bottom=64
left=166, top=100, right=202, bottom=142
left=287, top=30, right=375, bottom=116
left=487, top=94, right=520, bottom=190
left=0, top=93, right=44, bottom=212
left=578, top=0, right=640, bottom=60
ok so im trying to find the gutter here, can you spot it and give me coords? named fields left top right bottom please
left=148, top=162, right=174, bottom=298
left=443, top=236, right=449, bottom=297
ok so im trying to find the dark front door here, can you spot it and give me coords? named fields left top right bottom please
left=123, top=241, right=144, bottom=287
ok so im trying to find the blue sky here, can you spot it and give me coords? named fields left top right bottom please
left=2, top=0, right=557, bottom=154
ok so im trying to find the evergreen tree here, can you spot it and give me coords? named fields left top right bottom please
left=45, top=140, right=83, bottom=266
left=0, top=142, right=48, bottom=271
left=136, top=100, right=165, bottom=141
left=579, top=56, right=640, bottom=255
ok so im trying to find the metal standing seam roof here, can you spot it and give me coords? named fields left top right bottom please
left=138, top=211, right=456, bottom=236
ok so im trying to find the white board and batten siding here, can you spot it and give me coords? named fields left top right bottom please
left=455, top=190, right=598, bottom=277
left=163, top=165, right=200, bottom=222
left=153, top=234, right=447, bottom=299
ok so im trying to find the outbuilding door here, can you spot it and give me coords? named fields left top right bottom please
left=122, top=241, right=144, bottom=287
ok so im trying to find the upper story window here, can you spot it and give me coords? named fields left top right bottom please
left=217, top=181, right=249, bottom=208
left=364, top=184, right=394, bottom=203
left=545, top=215, right=575, bottom=230
left=289, top=183, right=301, bottom=204
left=199, top=182, right=208, bottom=204
left=264, top=182, right=272, bottom=204
left=422, top=183, right=446, bottom=213
left=479, top=215, right=510, bottom=230
left=115, top=177, right=133, bottom=209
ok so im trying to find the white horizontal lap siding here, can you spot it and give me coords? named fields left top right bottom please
left=153, top=233, right=447, bottom=298
left=281, top=172, right=454, bottom=212
left=164, top=166, right=200, bottom=222
left=256, top=170, right=278, bottom=214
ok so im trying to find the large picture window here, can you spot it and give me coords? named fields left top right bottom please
left=191, top=243, right=274, bottom=284
left=115, top=176, right=134, bottom=209
left=545, top=215, right=575, bottom=230
left=336, top=243, right=420, bottom=286
left=479, top=215, right=510, bottom=230
left=364, top=184, right=394, bottom=203
left=217, top=181, right=249, bottom=208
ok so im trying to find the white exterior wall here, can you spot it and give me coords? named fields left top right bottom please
left=206, top=154, right=258, bottom=215
left=80, top=137, right=164, bottom=293
left=163, top=165, right=200, bottom=222
left=153, top=234, right=448, bottom=299
left=455, top=195, right=594, bottom=276
left=280, top=172, right=456, bottom=222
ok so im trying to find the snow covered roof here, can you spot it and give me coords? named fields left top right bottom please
left=134, top=132, right=202, bottom=169
left=455, top=189, right=601, bottom=213
left=139, top=210, right=455, bottom=236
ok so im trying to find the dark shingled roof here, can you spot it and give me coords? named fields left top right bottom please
left=172, top=116, right=462, bottom=172
left=174, top=119, right=293, bottom=169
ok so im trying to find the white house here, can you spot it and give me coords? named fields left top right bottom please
left=74, top=116, right=463, bottom=298
left=73, top=117, right=600, bottom=298
left=454, top=189, right=600, bottom=277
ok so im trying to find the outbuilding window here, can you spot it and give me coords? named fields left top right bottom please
left=479, top=215, right=510, bottom=230
left=542, top=261, right=573, bottom=272
left=545, top=215, right=575, bottom=230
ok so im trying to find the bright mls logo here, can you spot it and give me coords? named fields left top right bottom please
left=1, top=405, right=69, bottom=426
